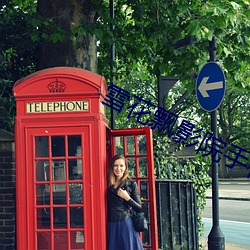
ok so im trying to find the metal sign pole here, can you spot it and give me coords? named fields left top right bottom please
left=208, top=37, right=225, bottom=250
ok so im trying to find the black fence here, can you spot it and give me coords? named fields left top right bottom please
left=156, top=179, right=198, bottom=250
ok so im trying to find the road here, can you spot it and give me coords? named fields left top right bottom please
left=202, top=181, right=250, bottom=249
left=202, top=199, right=250, bottom=223
left=202, top=218, right=250, bottom=248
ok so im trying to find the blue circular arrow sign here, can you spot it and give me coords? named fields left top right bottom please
left=196, top=62, right=226, bottom=112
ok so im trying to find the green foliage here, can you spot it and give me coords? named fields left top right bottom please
left=98, top=0, right=249, bottom=91
left=0, top=79, right=15, bottom=132
left=0, top=0, right=38, bottom=131
left=0, top=1, right=37, bottom=78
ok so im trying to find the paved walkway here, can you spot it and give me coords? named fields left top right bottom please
left=200, top=238, right=250, bottom=250
left=206, top=179, right=250, bottom=200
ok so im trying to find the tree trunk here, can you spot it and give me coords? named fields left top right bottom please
left=37, top=0, right=100, bottom=72
left=219, top=149, right=229, bottom=178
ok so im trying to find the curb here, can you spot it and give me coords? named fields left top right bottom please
left=218, top=180, right=250, bottom=183
left=206, top=196, right=250, bottom=201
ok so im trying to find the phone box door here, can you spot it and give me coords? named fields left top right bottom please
left=108, top=127, right=158, bottom=250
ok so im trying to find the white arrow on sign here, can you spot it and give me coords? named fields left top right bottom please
left=198, top=76, right=223, bottom=98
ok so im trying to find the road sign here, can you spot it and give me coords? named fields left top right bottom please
left=196, top=62, right=226, bottom=112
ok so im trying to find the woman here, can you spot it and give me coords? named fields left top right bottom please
left=107, top=154, right=144, bottom=250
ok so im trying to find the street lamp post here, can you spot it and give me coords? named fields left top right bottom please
left=110, top=0, right=115, bottom=129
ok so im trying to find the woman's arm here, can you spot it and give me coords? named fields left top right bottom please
left=117, top=181, right=142, bottom=212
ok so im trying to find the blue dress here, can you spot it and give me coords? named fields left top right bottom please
left=108, top=217, right=143, bottom=250
left=107, top=180, right=144, bottom=250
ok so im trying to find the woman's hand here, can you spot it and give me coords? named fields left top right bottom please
left=117, top=188, right=131, bottom=201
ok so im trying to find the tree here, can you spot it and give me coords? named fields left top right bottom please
left=0, top=0, right=37, bottom=131
left=37, top=0, right=101, bottom=71
left=103, top=0, right=249, bottom=89
left=98, top=0, right=249, bottom=177
left=218, top=89, right=250, bottom=177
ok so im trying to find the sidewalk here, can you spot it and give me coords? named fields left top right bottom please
left=200, top=238, right=250, bottom=250
left=206, top=188, right=250, bottom=200
left=206, top=179, right=250, bottom=201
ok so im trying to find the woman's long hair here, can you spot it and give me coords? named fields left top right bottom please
left=107, top=154, right=130, bottom=187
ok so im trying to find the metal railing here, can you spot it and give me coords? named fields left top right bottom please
left=156, top=179, right=198, bottom=250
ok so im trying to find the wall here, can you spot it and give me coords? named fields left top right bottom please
left=0, top=129, right=16, bottom=250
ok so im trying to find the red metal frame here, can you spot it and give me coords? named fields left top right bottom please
left=109, top=127, right=158, bottom=250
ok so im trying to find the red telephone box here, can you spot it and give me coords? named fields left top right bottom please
left=13, top=67, right=158, bottom=250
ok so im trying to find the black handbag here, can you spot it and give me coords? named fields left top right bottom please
left=131, top=210, right=148, bottom=232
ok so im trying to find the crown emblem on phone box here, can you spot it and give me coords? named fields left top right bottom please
left=47, top=79, right=66, bottom=92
